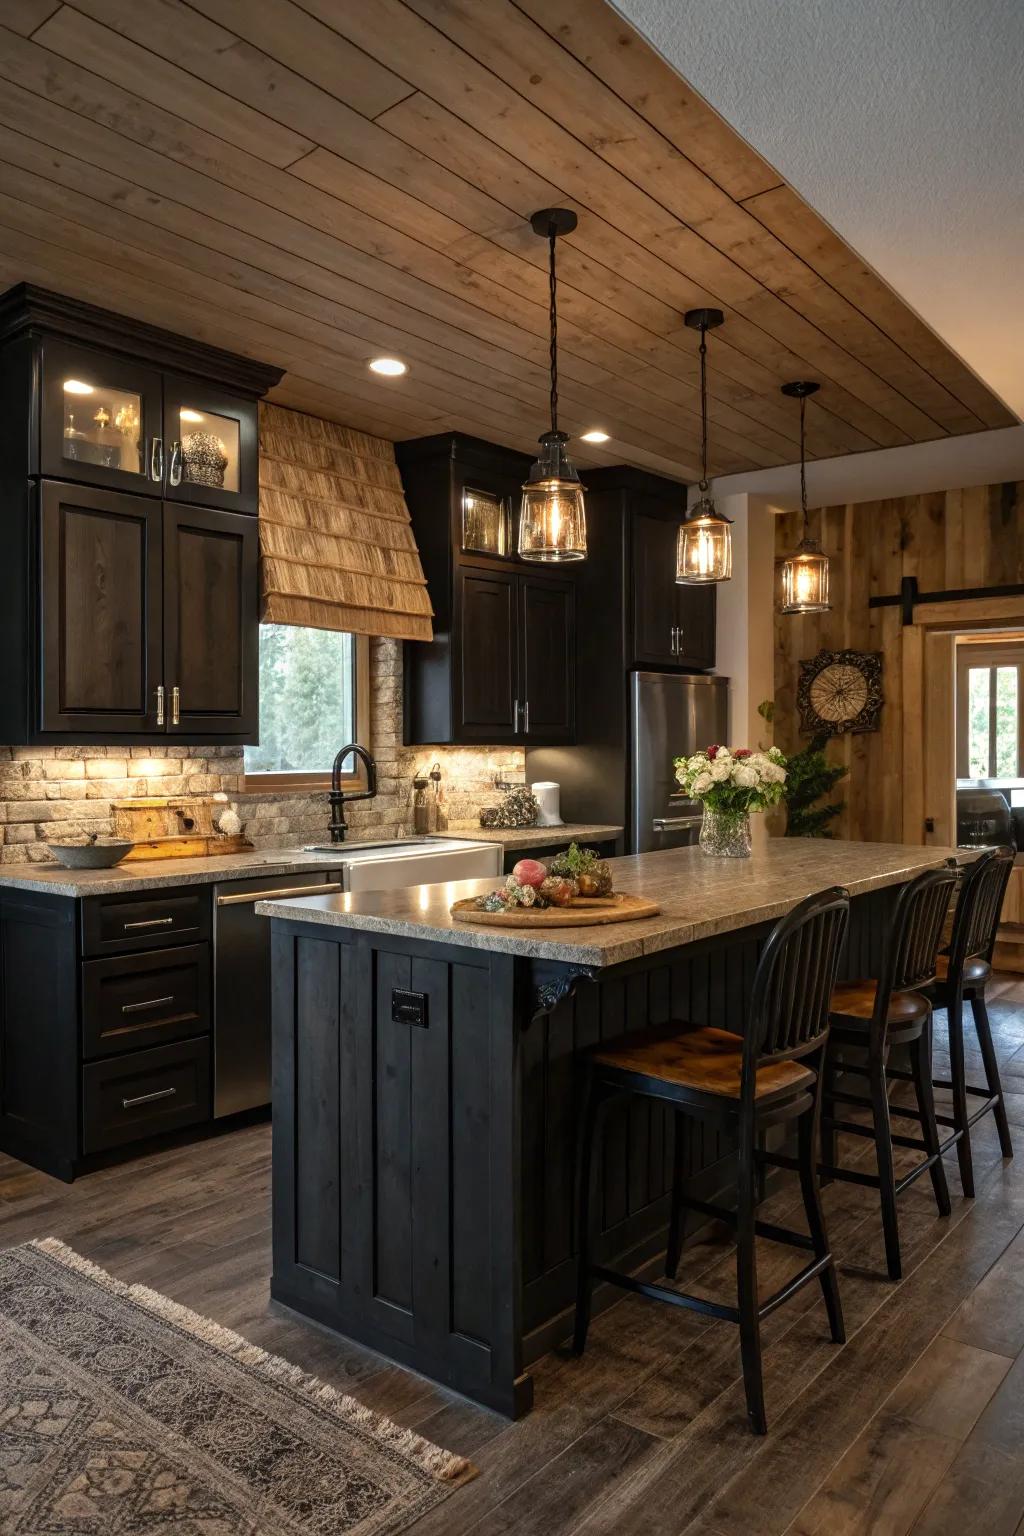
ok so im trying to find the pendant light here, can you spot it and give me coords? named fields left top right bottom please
left=518, top=208, right=587, bottom=563
left=676, top=308, right=732, bottom=584
left=779, top=380, right=830, bottom=613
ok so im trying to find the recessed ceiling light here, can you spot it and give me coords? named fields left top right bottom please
left=62, top=378, right=94, bottom=395
left=369, top=356, right=407, bottom=377
left=180, top=408, right=205, bottom=423
left=581, top=429, right=609, bottom=443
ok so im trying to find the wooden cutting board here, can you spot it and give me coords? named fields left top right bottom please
left=450, top=893, right=660, bottom=928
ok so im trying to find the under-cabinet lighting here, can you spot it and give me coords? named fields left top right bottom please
left=369, top=357, right=407, bottom=376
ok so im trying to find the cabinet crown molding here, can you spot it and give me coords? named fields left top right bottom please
left=0, top=283, right=284, bottom=398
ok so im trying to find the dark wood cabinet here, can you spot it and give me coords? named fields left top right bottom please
left=0, top=284, right=281, bottom=745
left=397, top=433, right=577, bottom=747
left=457, top=569, right=519, bottom=739
left=520, top=576, right=574, bottom=743
left=38, top=481, right=163, bottom=735
left=631, top=505, right=716, bottom=671
left=163, top=504, right=259, bottom=736
left=40, top=337, right=164, bottom=498
left=163, top=374, right=259, bottom=516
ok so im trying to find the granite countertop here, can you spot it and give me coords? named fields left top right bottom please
left=257, top=840, right=970, bottom=969
left=448, top=823, right=622, bottom=850
left=0, top=826, right=625, bottom=898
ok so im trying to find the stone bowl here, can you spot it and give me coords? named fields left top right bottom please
left=46, top=840, right=135, bottom=869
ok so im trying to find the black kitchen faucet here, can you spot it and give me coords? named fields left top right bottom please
left=327, top=743, right=378, bottom=843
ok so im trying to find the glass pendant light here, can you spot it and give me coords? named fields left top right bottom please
left=779, top=380, right=830, bottom=613
left=676, top=308, right=732, bottom=584
left=518, top=208, right=587, bottom=563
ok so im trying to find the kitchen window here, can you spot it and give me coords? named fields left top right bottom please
left=956, top=641, right=1024, bottom=779
left=244, top=625, right=370, bottom=788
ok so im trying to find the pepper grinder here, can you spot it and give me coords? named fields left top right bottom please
left=429, top=761, right=448, bottom=833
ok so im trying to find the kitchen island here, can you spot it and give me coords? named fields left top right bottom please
left=261, top=840, right=965, bottom=1416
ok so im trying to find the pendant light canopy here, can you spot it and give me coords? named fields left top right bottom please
left=676, top=308, right=732, bottom=584
left=518, top=208, right=587, bottom=563
left=778, top=381, right=830, bottom=614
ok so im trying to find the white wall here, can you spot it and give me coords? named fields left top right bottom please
left=709, top=493, right=776, bottom=747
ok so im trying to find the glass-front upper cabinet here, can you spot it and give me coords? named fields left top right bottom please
left=40, top=340, right=164, bottom=496
left=163, top=376, right=258, bottom=515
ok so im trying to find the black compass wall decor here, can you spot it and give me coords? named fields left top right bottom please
left=797, top=648, right=883, bottom=736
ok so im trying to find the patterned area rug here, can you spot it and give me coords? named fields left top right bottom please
left=0, top=1238, right=473, bottom=1534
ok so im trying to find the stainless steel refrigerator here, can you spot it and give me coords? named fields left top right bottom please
left=630, top=671, right=729, bottom=852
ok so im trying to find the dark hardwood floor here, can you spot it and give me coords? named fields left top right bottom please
left=5, top=975, right=1024, bottom=1535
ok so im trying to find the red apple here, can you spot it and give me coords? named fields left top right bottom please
left=512, top=858, right=547, bottom=888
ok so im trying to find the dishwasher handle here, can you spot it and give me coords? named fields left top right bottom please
left=216, top=881, right=343, bottom=906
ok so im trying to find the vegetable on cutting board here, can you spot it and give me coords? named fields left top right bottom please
left=472, top=843, right=614, bottom=913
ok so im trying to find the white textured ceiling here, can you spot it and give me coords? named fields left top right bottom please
left=613, top=0, right=1024, bottom=420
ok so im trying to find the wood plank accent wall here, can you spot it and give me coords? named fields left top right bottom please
left=0, top=1, right=1010, bottom=484
left=773, top=481, right=1024, bottom=842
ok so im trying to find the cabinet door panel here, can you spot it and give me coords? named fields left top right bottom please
left=456, top=569, right=519, bottom=739
left=163, top=375, right=258, bottom=515
left=38, top=481, right=162, bottom=734
left=632, top=511, right=679, bottom=667
left=520, top=576, right=574, bottom=743
left=675, top=584, right=716, bottom=671
left=40, top=339, right=163, bottom=497
left=163, top=503, right=258, bottom=736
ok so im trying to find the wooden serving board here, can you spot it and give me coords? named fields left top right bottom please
left=450, top=893, right=661, bottom=928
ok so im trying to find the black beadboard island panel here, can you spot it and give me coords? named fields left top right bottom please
left=263, top=841, right=971, bottom=1416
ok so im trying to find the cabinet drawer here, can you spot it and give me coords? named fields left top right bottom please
left=82, top=943, right=210, bottom=1060
left=82, top=1037, right=210, bottom=1154
left=81, top=887, right=210, bottom=956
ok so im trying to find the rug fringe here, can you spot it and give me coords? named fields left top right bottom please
left=30, top=1237, right=474, bottom=1485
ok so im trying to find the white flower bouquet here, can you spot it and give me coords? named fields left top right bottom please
left=674, top=744, right=788, bottom=815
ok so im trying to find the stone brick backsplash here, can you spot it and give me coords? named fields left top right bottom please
left=0, top=640, right=524, bottom=864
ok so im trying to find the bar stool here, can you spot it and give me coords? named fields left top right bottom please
left=573, top=887, right=851, bottom=1436
left=822, top=863, right=957, bottom=1282
left=924, top=846, right=1015, bottom=1195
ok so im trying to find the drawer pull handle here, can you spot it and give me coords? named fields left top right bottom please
left=216, top=882, right=343, bottom=906
left=121, top=994, right=175, bottom=1015
left=122, top=1086, right=177, bottom=1110
left=123, top=917, right=175, bottom=930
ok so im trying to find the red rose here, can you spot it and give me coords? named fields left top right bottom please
left=707, top=744, right=720, bottom=760
left=734, top=748, right=752, bottom=759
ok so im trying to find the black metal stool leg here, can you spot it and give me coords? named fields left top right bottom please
left=945, top=991, right=974, bottom=1197
left=972, top=991, right=1014, bottom=1159
left=869, top=1057, right=902, bottom=1281
left=911, top=1012, right=952, bottom=1218
left=798, top=1078, right=845, bottom=1344
left=735, top=1135, right=767, bottom=1435
left=666, top=1109, right=687, bottom=1280
left=573, top=1074, right=601, bottom=1355
left=820, top=1051, right=839, bottom=1186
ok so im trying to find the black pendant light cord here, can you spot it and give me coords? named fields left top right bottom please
left=800, top=392, right=809, bottom=534
left=548, top=224, right=559, bottom=435
left=698, top=325, right=709, bottom=491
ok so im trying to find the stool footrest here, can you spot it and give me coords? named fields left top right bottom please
left=589, top=1265, right=739, bottom=1323
left=673, top=1192, right=815, bottom=1252
left=759, top=1255, right=834, bottom=1319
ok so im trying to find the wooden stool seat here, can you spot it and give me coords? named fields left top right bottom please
left=592, top=1025, right=814, bottom=1104
left=933, top=953, right=991, bottom=989
left=829, top=981, right=930, bottom=1036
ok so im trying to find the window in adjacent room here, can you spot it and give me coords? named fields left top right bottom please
left=244, top=625, right=370, bottom=788
left=956, top=640, right=1024, bottom=780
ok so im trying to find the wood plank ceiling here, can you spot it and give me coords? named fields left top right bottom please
left=0, top=0, right=1014, bottom=482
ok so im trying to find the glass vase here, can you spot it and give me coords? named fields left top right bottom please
left=699, top=805, right=753, bottom=858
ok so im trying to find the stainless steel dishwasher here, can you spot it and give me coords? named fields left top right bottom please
left=212, top=869, right=343, bottom=1117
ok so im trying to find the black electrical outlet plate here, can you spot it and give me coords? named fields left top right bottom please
left=392, top=988, right=428, bottom=1028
